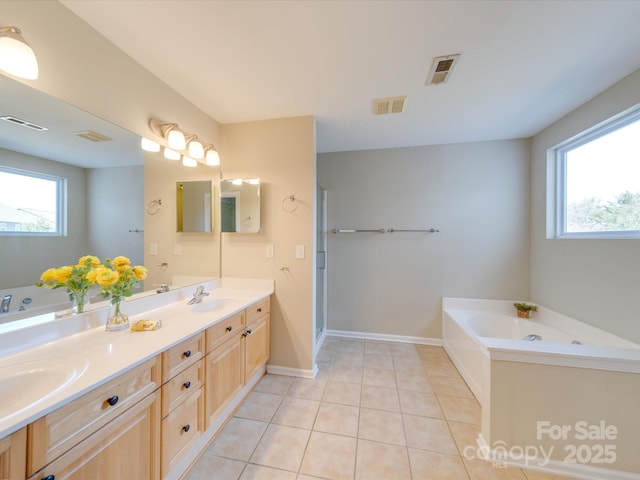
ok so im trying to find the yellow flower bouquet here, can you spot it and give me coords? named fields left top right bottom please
left=89, top=256, right=148, bottom=331
left=37, top=255, right=101, bottom=313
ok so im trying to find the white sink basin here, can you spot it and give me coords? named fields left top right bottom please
left=0, top=357, right=88, bottom=420
left=190, top=298, right=233, bottom=314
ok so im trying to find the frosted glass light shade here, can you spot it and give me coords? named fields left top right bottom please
left=0, top=27, right=38, bottom=80
left=141, top=137, right=161, bottom=152
left=164, top=147, right=181, bottom=160
left=205, top=148, right=220, bottom=166
left=167, top=128, right=186, bottom=150
left=188, top=139, right=204, bottom=159
left=182, top=156, right=197, bottom=167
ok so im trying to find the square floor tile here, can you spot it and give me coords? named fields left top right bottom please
left=364, top=354, right=394, bottom=370
left=355, top=439, right=411, bottom=480
left=313, top=402, right=359, bottom=436
left=522, top=470, right=577, bottom=480
left=464, top=458, right=527, bottom=480
left=448, top=421, right=482, bottom=456
left=299, top=431, right=357, bottom=480
left=239, top=464, right=297, bottom=480
left=358, top=408, right=406, bottom=446
left=438, top=394, right=481, bottom=425
left=408, top=448, right=470, bottom=479
left=390, top=343, right=419, bottom=357
left=398, top=390, right=443, bottom=419
left=395, top=371, right=434, bottom=393
left=338, top=338, right=365, bottom=353
left=402, top=414, right=458, bottom=454
left=360, top=385, right=400, bottom=412
left=287, top=378, right=327, bottom=401
left=365, top=341, right=392, bottom=356
left=322, top=381, right=361, bottom=406
left=271, top=396, right=320, bottom=429
left=183, top=453, right=245, bottom=480
left=250, top=424, right=310, bottom=472
left=332, top=351, right=365, bottom=368
left=234, top=391, right=282, bottom=422
left=430, top=375, right=474, bottom=398
left=329, top=365, right=363, bottom=384
left=424, top=358, right=461, bottom=377
left=362, top=366, right=396, bottom=387
left=209, top=417, right=268, bottom=461
left=254, top=374, right=294, bottom=396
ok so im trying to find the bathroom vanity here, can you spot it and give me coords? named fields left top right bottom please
left=0, top=278, right=273, bottom=480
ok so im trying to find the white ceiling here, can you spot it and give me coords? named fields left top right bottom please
left=61, top=0, right=640, bottom=154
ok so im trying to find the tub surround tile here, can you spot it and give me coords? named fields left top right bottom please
left=299, top=431, right=357, bottom=480
left=322, top=381, right=361, bottom=406
left=408, top=449, right=470, bottom=480
left=355, top=439, right=412, bottom=480
left=250, top=424, right=311, bottom=472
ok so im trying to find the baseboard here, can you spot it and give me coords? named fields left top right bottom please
left=267, top=363, right=318, bottom=379
left=325, top=329, right=442, bottom=346
left=314, top=328, right=328, bottom=356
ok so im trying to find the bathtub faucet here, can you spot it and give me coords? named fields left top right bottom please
left=1, top=294, right=11, bottom=313
left=522, top=334, right=542, bottom=341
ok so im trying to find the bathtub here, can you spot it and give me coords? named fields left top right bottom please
left=442, top=298, right=640, bottom=479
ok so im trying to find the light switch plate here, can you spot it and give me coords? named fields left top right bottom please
left=174, top=244, right=182, bottom=256
left=149, top=243, right=158, bottom=255
left=295, top=245, right=305, bottom=259
left=266, top=244, right=274, bottom=258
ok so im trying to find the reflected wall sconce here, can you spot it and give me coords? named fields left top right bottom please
left=142, top=118, right=220, bottom=168
left=0, top=26, right=39, bottom=80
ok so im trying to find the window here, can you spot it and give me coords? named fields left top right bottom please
left=0, top=167, right=66, bottom=236
left=552, top=108, right=640, bottom=239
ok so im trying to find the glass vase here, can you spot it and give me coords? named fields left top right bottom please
left=105, top=298, right=129, bottom=331
left=70, top=290, right=89, bottom=314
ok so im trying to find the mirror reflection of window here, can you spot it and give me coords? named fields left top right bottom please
left=220, top=178, right=260, bottom=233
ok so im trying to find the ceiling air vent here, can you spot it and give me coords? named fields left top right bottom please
left=374, top=96, right=407, bottom=115
left=74, top=130, right=113, bottom=142
left=0, top=115, right=48, bottom=131
left=425, top=54, right=461, bottom=86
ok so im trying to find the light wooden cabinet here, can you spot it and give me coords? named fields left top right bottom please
left=28, top=390, right=160, bottom=480
left=205, top=333, right=244, bottom=424
left=244, top=298, right=270, bottom=382
left=28, top=356, right=161, bottom=477
left=0, top=427, right=26, bottom=480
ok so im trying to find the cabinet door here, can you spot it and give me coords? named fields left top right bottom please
left=244, top=314, right=270, bottom=382
left=29, top=390, right=161, bottom=480
left=0, top=427, right=26, bottom=480
left=205, top=333, right=244, bottom=425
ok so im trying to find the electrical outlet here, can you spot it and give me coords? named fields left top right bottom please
left=266, top=244, right=274, bottom=258
left=295, top=245, right=305, bottom=259
left=149, top=243, right=158, bottom=255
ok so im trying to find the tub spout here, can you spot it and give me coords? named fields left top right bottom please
left=522, top=334, right=542, bottom=341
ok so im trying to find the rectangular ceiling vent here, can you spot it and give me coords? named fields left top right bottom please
left=425, top=54, right=461, bottom=86
left=374, top=96, right=407, bottom=115
left=74, top=130, right=113, bottom=142
left=0, top=115, right=48, bottom=131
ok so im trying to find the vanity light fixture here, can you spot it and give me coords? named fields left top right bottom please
left=141, top=137, right=161, bottom=152
left=149, top=118, right=186, bottom=150
left=182, top=156, right=197, bottom=168
left=185, top=135, right=205, bottom=159
left=204, top=145, right=220, bottom=166
left=164, top=147, right=181, bottom=161
left=0, top=26, right=39, bottom=80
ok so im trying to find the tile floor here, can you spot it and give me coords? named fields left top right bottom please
left=185, top=336, right=574, bottom=480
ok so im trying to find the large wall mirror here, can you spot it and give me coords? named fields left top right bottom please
left=0, top=74, right=220, bottom=325
left=220, top=178, right=261, bottom=233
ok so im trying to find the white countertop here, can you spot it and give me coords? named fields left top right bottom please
left=0, top=278, right=274, bottom=438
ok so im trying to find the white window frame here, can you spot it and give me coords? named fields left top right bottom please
left=550, top=107, right=640, bottom=240
left=0, top=166, right=66, bottom=237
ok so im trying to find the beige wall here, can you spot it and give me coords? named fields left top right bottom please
left=530, top=68, right=640, bottom=343
left=220, top=116, right=316, bottom=372
left=318, top=140, right=530, bottom=339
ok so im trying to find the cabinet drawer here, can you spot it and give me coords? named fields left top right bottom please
left=28, top=355, right=161, bottom=476
left=245, top=297, right=270, bottom=325
left=161, top=359, right=204, bottom=418
left=206, top=311, right=244, bottom=353
left=162, top=332, right=205, bottom=382
left=161, top=387, right=203, bottom=476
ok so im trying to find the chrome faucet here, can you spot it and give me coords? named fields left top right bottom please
left=522, top=334, right=542, bottom=341
left=1, top=294, right=11, bottom=313
left=187, top=285, right=209, bottom=305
